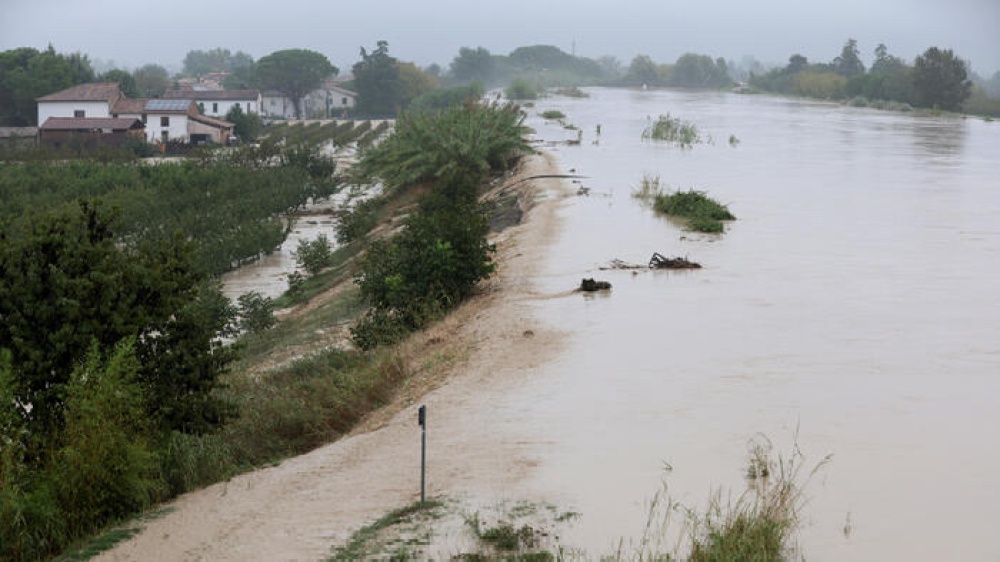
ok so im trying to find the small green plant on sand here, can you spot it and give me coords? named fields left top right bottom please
left=642, top=114, right=702, bottom=147
left=540, top=110, right=566, bottom=120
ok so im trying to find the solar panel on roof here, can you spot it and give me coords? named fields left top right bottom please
left=145, top=99, right=190, bottom=111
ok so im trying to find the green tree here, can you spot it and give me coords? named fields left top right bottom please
left=833, top=38, right=865, bottom=78
left=785, top=54, right=809, bottom=75
left=669, top=53, right=731, bottom=88
left=257, top=49, right=336, bottom=119
left=225, top=104, right=263, bottom=140
left=133, top=63, right=170, bottom=97
left=0, top=200, right=235, bottom=445
left=398, top=61, right=438, bottom=109
left=913, top=47, right=972, bottom=111
left=99, top=68, right=139, bottom=98
left=0, top=46, right=95, bottom=125
left=450, top=46, right=495, bottom=84
left=353, top=41, right=403, bottom=116
left=623, top=54, right=661, bottom=86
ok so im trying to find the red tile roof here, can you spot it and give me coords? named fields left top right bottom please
left=36, top=83, right=122, bottom=103
left=111, top=98, right=149, bottom=115
left=164, top=89, right=260, bottom=101
left=40, top=117, right=143, bottom=131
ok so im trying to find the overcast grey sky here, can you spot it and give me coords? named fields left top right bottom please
left=2, top=0, right=998, bottom=75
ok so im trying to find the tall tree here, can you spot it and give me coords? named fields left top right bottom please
left=256, top=49, right=336, bottom=119
left=450, top=46, right=495, bottom=84
left=353, top=41, right=403, bottom=116
left=398, top=62, right=438, bottom=109
left=0, top=46, right=95, bottom=125
left=785, top=54, right=809, bottom=75
left=833, top=38, right=865, bottom=78
left=913, top=47, right=972, bottom=111
left=623, top=54, right=660, bottom=86
left=133, top=63, right=170, bottom=98
left=99, top=68, right=139, bottom=98
left=669, top=53, right=731, bottom=88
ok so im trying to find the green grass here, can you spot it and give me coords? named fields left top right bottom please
left=540, top=110, right=566, bottom=120
left=654, top=189, right=735, bottom=233
left=53, top=508, right=174, bottom=562
left=329, top=500, right=444, bottom=561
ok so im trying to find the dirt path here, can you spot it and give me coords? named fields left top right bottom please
left=95, top=152, right=571, bottom=562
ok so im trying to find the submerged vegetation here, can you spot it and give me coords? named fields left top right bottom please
left=634, top=174, right=735, bottom=233
left=641, top=114, right=702, bottom=147
left=330, top=439, right=827, bottom=560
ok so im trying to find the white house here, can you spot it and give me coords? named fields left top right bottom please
left=140, top=99, right=233, bottom=145
left=163, top=89, right=262, bottom=118
left=36, top=82, right=122, bottom=123
left=37, top=83, right=234, bottom=146
left=261, top=82, right=356, bottom=119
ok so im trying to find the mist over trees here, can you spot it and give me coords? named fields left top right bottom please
left=182, top=47, right=254, bottom=76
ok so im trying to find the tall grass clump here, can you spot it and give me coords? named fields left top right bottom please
left=642, top=114, right=702, bottom=147
left=686, top=439, right=830, bottom=561
left=610, top=437, right=829, bottom=562
left=654, top=189, right=735, bottom=233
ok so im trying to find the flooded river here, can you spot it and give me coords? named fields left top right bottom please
left=495, top=89, right=1000, bottom=560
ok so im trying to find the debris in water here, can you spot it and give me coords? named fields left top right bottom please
left=579, top=278, right=612, bottom=291
left=648, top=252, right=701, bottom=269
left=598, top=253, right=702, bottom=270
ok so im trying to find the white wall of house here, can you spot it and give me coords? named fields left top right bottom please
left=144, top=113, right=189, bottom=143
left=38, top=100, right=110, bottom=124
left=200, top=98, right=260, bottom=118
left=262, top=94, right=296, bottom=119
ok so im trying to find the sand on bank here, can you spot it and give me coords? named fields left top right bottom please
left=94, top=151, right=571, bottom=562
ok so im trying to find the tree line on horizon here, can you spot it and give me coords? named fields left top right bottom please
left=3, top=40, right=1000, bottom=127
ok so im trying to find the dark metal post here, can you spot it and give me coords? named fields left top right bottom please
left=418, top=405, right=426, bottom=502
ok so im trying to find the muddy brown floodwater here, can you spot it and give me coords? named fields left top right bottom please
left=98, top=89, right=999, bottom=561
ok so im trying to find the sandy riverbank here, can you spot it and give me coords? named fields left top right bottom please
left=94, top=151, right=572, bottom=562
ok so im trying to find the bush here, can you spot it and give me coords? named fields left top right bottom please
left=237, top=291, right=276, bottom=334
left=294, top=234, right=334, bottom=275
left=654, top=189, right=735, bottom=233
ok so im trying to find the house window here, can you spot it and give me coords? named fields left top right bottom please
left=160, top=116, right=169, bottom=127
left=161, top=131, right=169, bottom=143
left=247, top=102, right=251, bottom=112
left=342, top=97, right=348, bottom=105
left=74, top=110, right=85, bottom=118
left=142, top=114, right=147, bottom=124
left=212, top=102, right=218, bottom=113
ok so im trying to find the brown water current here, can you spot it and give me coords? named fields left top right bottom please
left=482, top=89, right=1000, bottom=560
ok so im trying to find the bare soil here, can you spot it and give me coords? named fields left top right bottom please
left=94, top=152, right=571, bottom=562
